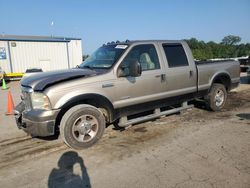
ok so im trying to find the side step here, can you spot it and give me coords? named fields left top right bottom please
left=118, top=102, right=193, bottom=127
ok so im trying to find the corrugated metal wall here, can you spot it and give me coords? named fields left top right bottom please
left=0, top=39, right=82, bottom=74
left=0, top=41, right=11, bottom=73
left=10, top=41, right=69, bottom=72
left=68, top=40, right=82, bottom=68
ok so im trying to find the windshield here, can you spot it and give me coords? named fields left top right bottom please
left=80, top=44, right=128, bottom=69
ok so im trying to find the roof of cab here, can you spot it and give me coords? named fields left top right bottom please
left=104, top=40, right=184, bottom=46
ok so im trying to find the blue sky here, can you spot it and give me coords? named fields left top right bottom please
left=0, top=0, right=249, bottom=54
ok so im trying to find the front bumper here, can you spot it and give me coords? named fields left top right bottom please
left=14, top=102, right=60, bottom=137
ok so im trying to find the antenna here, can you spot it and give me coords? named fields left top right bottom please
left=50, top=21, right=54, bottom=37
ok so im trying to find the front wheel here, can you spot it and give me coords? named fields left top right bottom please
left=60, top=104, right=105, bottom=149
left=205, top=83, right=227, bottom=111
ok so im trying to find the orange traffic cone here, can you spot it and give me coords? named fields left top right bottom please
left=6, top=91, right=15, bottom=115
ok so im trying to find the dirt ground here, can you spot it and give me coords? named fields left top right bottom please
left=0, top=80, right=250, bottom=188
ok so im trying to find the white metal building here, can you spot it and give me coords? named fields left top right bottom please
left=0, top=35, right=82, bottom=77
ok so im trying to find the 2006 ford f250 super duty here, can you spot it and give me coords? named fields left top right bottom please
left=14, top=40, right=240, bottom=149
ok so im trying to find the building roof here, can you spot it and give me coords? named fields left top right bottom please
left=0, top=34, right=81, bottom=42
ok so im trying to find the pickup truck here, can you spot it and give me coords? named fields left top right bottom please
left=14, top=40, right=240, bottom=149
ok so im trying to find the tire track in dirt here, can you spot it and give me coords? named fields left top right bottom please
left=0, top=136, right=32, bottom=147
left=0, top=136, right=68, bottom=169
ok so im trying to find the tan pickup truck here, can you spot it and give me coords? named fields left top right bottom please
left=15, top=40, right=240, bottom=149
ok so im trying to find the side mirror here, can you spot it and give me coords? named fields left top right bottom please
left=129, top=60, right=142, bottom=77
left=118, top=60, right=142, bottom=77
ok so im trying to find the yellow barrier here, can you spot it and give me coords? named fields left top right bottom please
left=5, top=73, right=24, bottom=77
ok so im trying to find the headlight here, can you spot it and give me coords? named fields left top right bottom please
left=31, top=92, right=51, bottom=110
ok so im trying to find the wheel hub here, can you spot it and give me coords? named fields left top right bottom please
left=72, top=114, right=98, bottom=143
left=79, top=122, right=92, bottom=135
left=215, top=89, right=224, bottom=107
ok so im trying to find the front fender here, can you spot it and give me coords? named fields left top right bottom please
left=54, top=91, right=113, bottom=109
left=55, top=93, right=115, bottom=122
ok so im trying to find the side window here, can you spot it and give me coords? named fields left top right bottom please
left=122, top=44, right=160, bottom=71
left=162, top=44, right=189, bottom=68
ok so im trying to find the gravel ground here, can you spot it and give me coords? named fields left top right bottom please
left=0, top=80, right=249, bottom=188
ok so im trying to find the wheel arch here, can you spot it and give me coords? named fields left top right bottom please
left=210, top=72, right=231, bottom=91
left=55, top=93, right=115, bottom=130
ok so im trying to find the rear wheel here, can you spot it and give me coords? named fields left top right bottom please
left=60, top=104, right=105, bottom=149
left=205, top=83, right=227, bottom=111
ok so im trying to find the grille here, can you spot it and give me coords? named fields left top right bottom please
left=21, top=87, right=33, bottom=111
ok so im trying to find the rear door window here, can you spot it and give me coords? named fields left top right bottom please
left=162, top=44, right=189, bottom=68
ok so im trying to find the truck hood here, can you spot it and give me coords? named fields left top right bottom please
left=21, top=69, right=97, bottom=91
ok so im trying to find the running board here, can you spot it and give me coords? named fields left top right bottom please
left=118, top=102, right=193, bottom=127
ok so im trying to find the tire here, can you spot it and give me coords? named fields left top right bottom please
left=205, top=83, right=227, bottom=111
left=60, top=104, right=105, bottom=149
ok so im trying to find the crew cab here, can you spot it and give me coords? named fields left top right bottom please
left=15, top=40, right=240, bottom=149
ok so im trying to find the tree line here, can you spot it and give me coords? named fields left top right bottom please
left=185, top=35, right=250, bottom=60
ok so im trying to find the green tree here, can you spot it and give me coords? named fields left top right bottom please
left=186, top=35, right=249, bottom=60
left=221, top=35, right=241, bottom=45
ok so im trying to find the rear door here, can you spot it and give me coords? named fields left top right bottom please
left=160, top=43, right=197, bottom=97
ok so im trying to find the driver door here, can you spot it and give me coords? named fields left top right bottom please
left=113, top=44, right=166, bottom=109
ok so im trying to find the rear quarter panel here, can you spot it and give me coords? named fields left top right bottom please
left=197, top=61, right=240, bottom=91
